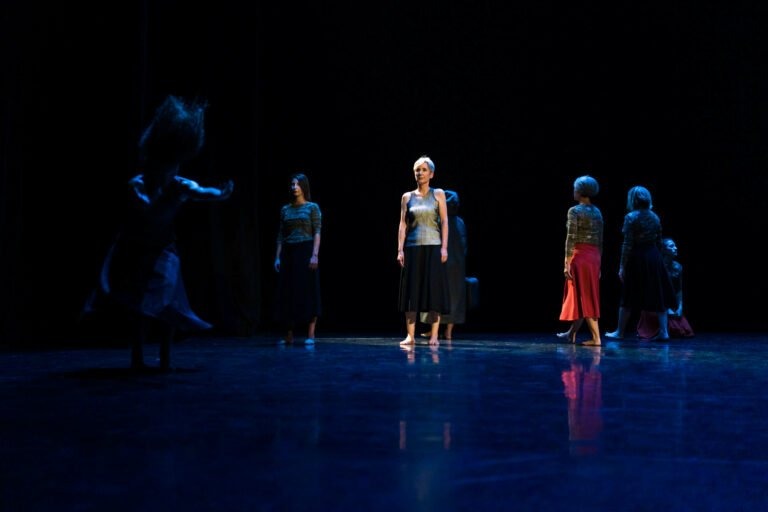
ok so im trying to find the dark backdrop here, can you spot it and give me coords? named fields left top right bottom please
left=3, top=1, right=767, bottom=345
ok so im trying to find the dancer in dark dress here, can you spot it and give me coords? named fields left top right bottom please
left=420, top=189, right=467, bottom=341
left=84, top=95, right=234, bottom=370
left=636, top=237, right=694, bottom=338
left=605, top=186, right=676, bottom=340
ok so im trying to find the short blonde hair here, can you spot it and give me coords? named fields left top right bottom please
left=413, top=155, right=435, bottom=172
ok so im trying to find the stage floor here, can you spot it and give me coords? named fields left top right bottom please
left=2, top=332, right=767, bottom=511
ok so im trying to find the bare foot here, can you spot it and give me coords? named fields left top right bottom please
left=582, top=340, right=601, bottom=346
left=400, top=337, right=415, bottom=345
left=556, top=331, right=576, bottom=343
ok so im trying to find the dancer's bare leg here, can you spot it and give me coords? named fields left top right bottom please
left=428, top=312, right=440, bottom=346
left=558, top=318, right=583, bottom=342
left=307, top=316, right=317, bottom=339
left=444, top=323, right=454, bottom=341
left=582, top=317, right=601, bottom=346
left=400, top=312, right=417, bottom=345
left=422, top=312, right=439, bottom=338
left=657, top=311, right=670, bottom=339
left=606, top=307, right=630, bottom=339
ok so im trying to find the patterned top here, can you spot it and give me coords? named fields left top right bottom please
left=620, top=209, right=662, bottom=268
left=405, top=188, right=441, bottom=247
left=564, top=203, right=603, bottom=258
left=277, top=202, right=322, bottom=244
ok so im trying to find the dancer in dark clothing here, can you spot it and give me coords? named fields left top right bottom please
left=84, top=95, right=233, bottom=370
left=636, top=237, right=694, bottom=339
left=420, top=189, right=467, bottom=341
left=605, top=185, right=676, bottom=341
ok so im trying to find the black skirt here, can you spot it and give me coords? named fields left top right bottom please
left=274, top=240, right=321, bottom=325
left=399, top=245, right=450, bottom=314
left=619, top=241, right=677, bottom=312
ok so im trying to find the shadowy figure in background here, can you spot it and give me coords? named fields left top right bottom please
left=605, top=186, right=676, bottom=341
left=83, top=95, right=234, bottom=370
left=637, top=237, right=694, bottom=339
left=273, top=173, right=322, bottom=345
left=398, top=155, right=450, bottom=347
left=420, top=189, right=467, bottom=341
left=557, top=175, right=603, bottom=346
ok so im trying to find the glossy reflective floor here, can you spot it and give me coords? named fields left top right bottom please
left=2, top=332, right=767, bottom=511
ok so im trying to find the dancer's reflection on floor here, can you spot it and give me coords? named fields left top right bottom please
left=401, top=342, right=448, bottom=364
left=397, top=342, right=455, bottom=506
left=561, top=347, right=604, bottom=456
left=398, top=342, right=452, bottom=451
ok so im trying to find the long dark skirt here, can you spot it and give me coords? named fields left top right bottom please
left=399, top=245, right=450, bottom=315
left=619, top=242, right=677, bottom=312
left=274, top=240, right=321, bottom=326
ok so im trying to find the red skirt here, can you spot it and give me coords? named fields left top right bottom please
left=560, top=243, right=601, bottom=321
left=637, top=311, right=695, bottom=338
